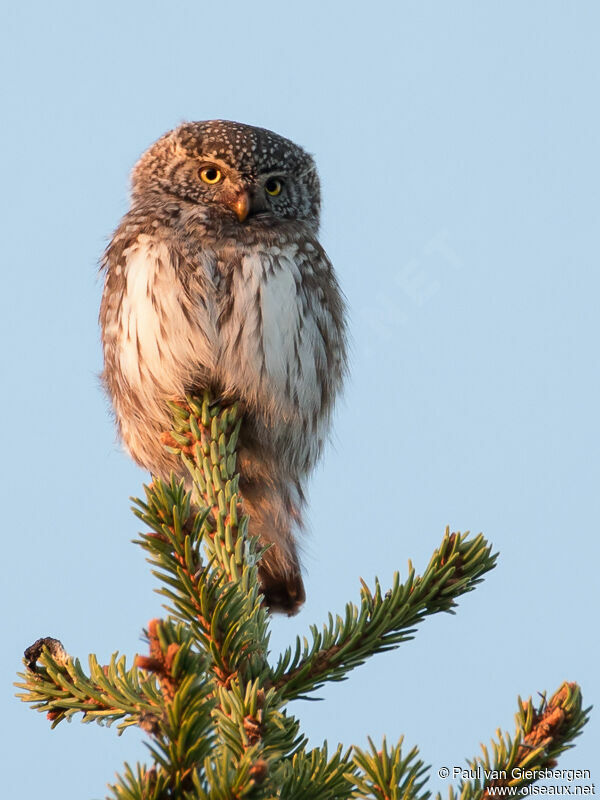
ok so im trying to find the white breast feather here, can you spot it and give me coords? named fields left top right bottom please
left=114, top=237, right=325, bottom=429
left=117, top=236, right=215, bottom=394
left=225, top=248, right=322, bottom=415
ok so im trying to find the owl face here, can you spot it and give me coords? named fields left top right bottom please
left=131, top=120, right=321, bottom=230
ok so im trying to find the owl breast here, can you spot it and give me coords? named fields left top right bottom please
left=102, top=228, right=341, bottom=476
left=219, top=244, right=325, bottom=412
left=105, top=234, right=216, bottom=396
left=214, top=236, right=336, bottom=473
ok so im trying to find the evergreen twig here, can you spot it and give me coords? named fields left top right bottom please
left=16, top=393, right=589, bottom=799
left=271, top=530, right=497, bottom=699
left=442, top=682, right=591, bottom=800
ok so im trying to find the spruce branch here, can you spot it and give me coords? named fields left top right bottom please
left=271, top=530, right=497, bottom=699
left=270, top=744, right=356, bottom=799
left=442, top=682, right=590, bottom=800
left=16, top=638, right=162, bottom=732
left=133, top=395, right=270, bottom=694
left=130, top=394, right=304, bottom=796
left=16, top=392, right=589, bottom=799
left=351, top=737, right=430, bottom=800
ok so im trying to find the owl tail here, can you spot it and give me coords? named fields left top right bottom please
left=258, top=555, right=306, bottom=615
left=238, top=474, right=306, bottom=616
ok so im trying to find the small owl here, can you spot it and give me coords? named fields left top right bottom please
left=100, top=120, right=347, bottom=614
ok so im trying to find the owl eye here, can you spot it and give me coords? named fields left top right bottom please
left=265, top=178, right=283, bottom=197
left=199, top=166, right=223, bottom=185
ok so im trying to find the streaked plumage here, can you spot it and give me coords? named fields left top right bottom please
left=100, top=120, right=347, bottom=613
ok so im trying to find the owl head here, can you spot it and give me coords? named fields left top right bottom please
left=130, top=120, right=321, bottom=230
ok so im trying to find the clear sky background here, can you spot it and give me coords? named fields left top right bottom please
left=2, top=2, right=598, bottom=797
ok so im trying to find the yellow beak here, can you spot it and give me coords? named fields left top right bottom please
left=232, top=191, right=250, bottom=222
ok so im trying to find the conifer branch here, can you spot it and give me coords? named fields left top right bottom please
left=351, top=737, right=430, bottom=800
left=271, top=743, right=356, bottom=799
left=16, top=637, right=162, bottom=732
left=134, top=395, right=271, bottom=693
left=271, top=530, right=497, bottom=699
left=16, top=393, right=589, bottom=799
left=441, top=682, right=590, bottom=800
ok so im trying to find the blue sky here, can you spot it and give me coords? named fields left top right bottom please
left=3, top=2, right=598, bottom=796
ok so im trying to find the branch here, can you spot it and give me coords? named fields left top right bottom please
left=351, top=737, right=430, bottom=800
left=17, top=391, right=588, bottom=799
left=15, top=637, right=161, bottom=732
left=271, top=529, right=497, bottom=699
left=133, top=395, right=270, bottom=690
left=271, top=743, right=356, bottom=800
left=442, top=682, right=590, bottom=800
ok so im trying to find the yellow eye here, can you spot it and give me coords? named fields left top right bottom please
left=265, top=177, right=282, bottom=196
left=200, top=166, right=222, bottom=184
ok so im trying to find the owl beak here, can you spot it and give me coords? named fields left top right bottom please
left=232, top=191, right=251, bottom=223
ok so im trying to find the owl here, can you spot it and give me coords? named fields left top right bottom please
left=100, top=120, right=347, bottom=614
